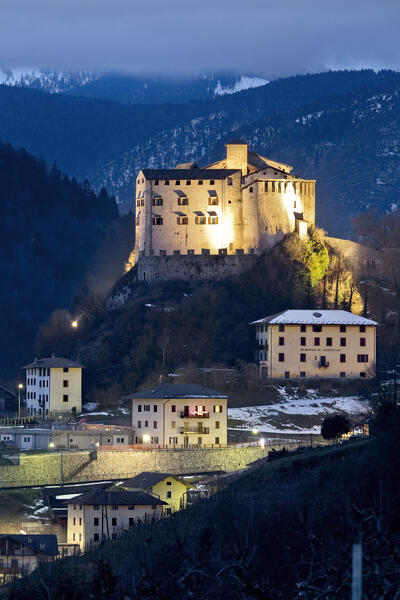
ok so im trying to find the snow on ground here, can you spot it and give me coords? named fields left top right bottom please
left=82, top=402, right=99, bottom=411
left=228, top=389, right=371, bottom=434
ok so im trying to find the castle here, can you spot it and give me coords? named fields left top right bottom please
left=134, top=141, right=316, bottom=280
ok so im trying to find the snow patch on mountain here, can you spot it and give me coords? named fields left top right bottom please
left=214, top=76, right=269, bottom=96
left=0, top=68, right=99, bottom=93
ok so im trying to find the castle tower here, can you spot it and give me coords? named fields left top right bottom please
left=225, top=140, right=248, bottom=176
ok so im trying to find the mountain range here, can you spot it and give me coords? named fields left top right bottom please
left=0, top=69, right=399, bottom=236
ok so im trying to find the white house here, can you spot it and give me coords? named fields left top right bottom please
left=125, top=383, right=228, bottom=448
left=21, top=354, right=84, bottom=415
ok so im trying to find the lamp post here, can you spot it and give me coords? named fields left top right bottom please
left=18, top=384, right=23, bottom=419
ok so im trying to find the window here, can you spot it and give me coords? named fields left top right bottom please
left=227, top=177, right=233, bottom=186
left=94, top=517, right=99, bottom=526
left=300, top=337, right=306, bottom=346
left=214, top=405, right=220, bottom=413
left=208, top=216, right=218, bottom=224
left=300, top=353, right=306, bottom=362
left=145, top=421, right=149, bottom=427
left=279, top=324, right=285, bottom=332
left=177, top=216, right=188, bottom=225
left=208, top=197, right=219, bottom=206
left=357, top=354, right=369, bottom=363
left=153, top=404, right=158, bottom=412
left=169, top=437, right=178, bottom=444
left=360, top=325, right=366, bottom=333
left=94, top=533, right=100, bottom=541
left=340, top=338, right=346, bottom=347
left=340, top=325, right=346, bottom=333
left=73, top=517, right=76, bottom=525
left=63, top=380, right=69, bottom=388
left=312, top=325, right=322, bottom=332
left=153, top=216, right=163, bottom=225
left=166, top=491, right=172, bottom=498
left=112, top=505, right=118, bottom=510
left=278, top=353, right=284, bottom=362
left=326, top=337, right=332, bottom=347
left=112, top=518, right=117, bottom=526
left=93, top=505, right=100, bottom=511
left=249, top=186, right=253, bottom=192
left=152, top=197, right=163, bottom=206
left=215, top=437, right=220, bottom=444
left=198, top=180, right=203, bottom=185
left=186, top=180, right=191, bottom=185
left=138, top=405, right=142, bottom=412
left=166, top=481, right=172, bottom=485
left=210, top=180, right=215, bottom=185
left=300, top=325, right=306, bottom=332
left=138, top=420, right=141, bottom=428
left=154, top=180, right=159, bottom=185
left=195, top=216, right=206, bottom=224
left=175, top=180, right=180, bottom=185
left=314, top=337, right=320, bottom=346
left=128, top=505, right=135, bottom=510
left=216, top=421, right=220, bottom=429
left=171, top=405, right=176, bottom=412
left=79, top=517, right=82, bottom=525
left=129, top=518, right=134, bottom=527
left=63, top=394, right=69, bottom=402
left=63, top=367, right=69, bottom=373
left=153, top=421, right=157, bottom=428
left=360, top=338, right=366, bottom=347
left=73, top=533, right=76, bottom=541
left=340, top=372, right=346, bottom=378
left=340, top=354, right=346, bottom=363
left=279, top=337, right=285, bottom=346
left=285, top=371, right=290, bottom=379
left=300, top=371, right=306, bottom=378
left=144, top=405, right=150, bottom=411
left=177, top=197, right=188, bottom=206
left=360, top=372, right=366, bottom=378
left=165, top=180, right=170, bottom=185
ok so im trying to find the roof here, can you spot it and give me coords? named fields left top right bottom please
left=68, top=489, right=167, bottom=506
left=251, top=309, right=378, bottom=326
left=141, top=169, right=238, bottom=181
left=225, top=139, right=248, bottom=145
left=21, top=356, right=85, bottom=369
left=123, top=472, right=188, bottom=490
left=123, top=384, right=228, bottom=401
left=0, top=534, right=58, bottom=556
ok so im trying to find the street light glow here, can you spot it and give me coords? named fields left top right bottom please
left=18, top=383, right=23, bottom=389
left=143, top=434, right=151, bottom=443
left=252, top=428, right=258, bottom=435
left=71, top=320, right=79, bottom=328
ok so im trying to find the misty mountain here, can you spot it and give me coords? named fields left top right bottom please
left=0, top=68, right=99, bottom=93
left=0, top=70, right=400, bottom=236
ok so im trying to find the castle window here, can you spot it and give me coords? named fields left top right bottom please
left=154, top=180, right=159, bottom=186
left=300, top=337, right=306, bottom=346
left=208, top=196, right=218, bottom=206
left=175, top=180, right=180, bottom=185
left=249, top=187, right=253, bottom=193
left=340, top=325, right=346, bottom=332
left=227, top=177, right=233, bottom=186
left=208, top=216, right=218, bottom=224
left=340, top=354, right=346, bottom=363
left=152, top=197, right=163, bottom=206
left=360, top=338, right=366, bottom=346
left=279, top=325, right=285, bottom=332
left=357, top=354, right=369, bottom=363
left=300, top=354, right=306, bottom=362
left=177, top=197, right=188, bottom=206
left=300, top=325, right=306, bottom=332
left=177, top=216, right=188, bottom=225
left=312, top=325, right=322, bottom=332
left=186, top=180, right=191, bottom=185
left=140, top=199, right=145, bottom=206
left=300, top=371, right=306, bottom=378
left=198, top=180, right=203, bottom=185
left=278, top=353, right=284, bottom=362
left=195, top=216, right=206, bottom=224
left=165, top=180, right=170, bottom=185
left=279, top=337, right=284, bottom=346
left=340, top=338, right=346, bottom=347
left=136, top=200, right=140, bottom=207
left=326, top=337, right=332, bottom=346
left=210, top=180, right=215, bottom=185
left=153, top=216, right=163, bottom=225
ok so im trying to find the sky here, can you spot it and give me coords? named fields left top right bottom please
left=1, top=0, right=400, bottom=77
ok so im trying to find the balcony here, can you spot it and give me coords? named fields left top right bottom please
left=318, top=360, right=329, bottom=368
left=180, top=410, right=209, bottom=419
left=179, top=427, right=210, bottom=434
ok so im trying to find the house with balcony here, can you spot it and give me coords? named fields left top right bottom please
left=66, top=490, right=166, bottom=551
left=251, top=309, right=377, bottom=379
left=125, top=384, right=228, bottom=448
left=0, top=534, right=58, bottom=584
left=121, top=472, right=192, bottom=513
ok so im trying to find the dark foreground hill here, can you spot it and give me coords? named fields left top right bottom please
left=6, top=405, right=400, bottom=599
left=0, top=143, right=132, bottom=377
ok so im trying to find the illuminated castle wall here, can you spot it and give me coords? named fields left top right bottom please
left=134, top=141, right=315, bottom=271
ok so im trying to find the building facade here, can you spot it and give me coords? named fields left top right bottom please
left=67, top=490, right=166, bottom=550
left=134, top=141, right=315, bottom=275
left=21, top=355, right=84, bottom=415
left=252, top=310, right=377, bottom=379
left=122, top=472, right=191, bottom=513
left=126, top=384, right=228, bottom=448
left=0, top=534, right=58, bottom=583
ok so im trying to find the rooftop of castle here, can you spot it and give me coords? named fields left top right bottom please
left=141, top=168, right=238, bottom=180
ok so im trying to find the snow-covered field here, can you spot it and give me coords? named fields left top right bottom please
left=228, top=388, right=371, bottom=434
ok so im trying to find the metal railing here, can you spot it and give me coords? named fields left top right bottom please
left=180, top=411, right=210, bottom=419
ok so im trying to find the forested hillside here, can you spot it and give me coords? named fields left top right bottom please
left=0, top=143, right=132, bottom=376
left=5, top=404, right=400, bottom=599
left=1, top=70, right=400, bottom=236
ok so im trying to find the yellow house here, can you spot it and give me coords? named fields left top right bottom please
left=252, top=309, right=377, bottom=379
left=125, top=384, right=228, bottom=448
left=121, top=472, right=191, bottom=513
left=22, top=354, right=84, bottom=415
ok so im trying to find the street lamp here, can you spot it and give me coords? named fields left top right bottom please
left=71, top=320, right=79, bottom=328
left=143, top=434, right=150, bottom=443
left=18, top=384, right=23, bottom=419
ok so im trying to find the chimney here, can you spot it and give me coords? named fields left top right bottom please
left=225, top=140, right=248, bottom=176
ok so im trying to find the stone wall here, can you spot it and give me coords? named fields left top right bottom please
left=137, top=253, right=258, bottom=281
left=0, top=445, right=293, bottom=488
left=325, top=236, right=381, bottom=272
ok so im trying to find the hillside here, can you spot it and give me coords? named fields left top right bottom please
left=5, top=406, right=400, bottom=599
left=0, top=143, right=132, bottom=377
left=0, top=70, right=400, bottom=236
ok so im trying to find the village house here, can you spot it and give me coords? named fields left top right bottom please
left=0, top=534, right=58, bottom=584
left=21, top=355, right=84, bottom=416
left=66, top=490, right=166, bottom=550
left=252, top=309, right=377, bottom=379
left=125, top=384, right=228, bottom=448
left=121, top=472, right=191, bottom=513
